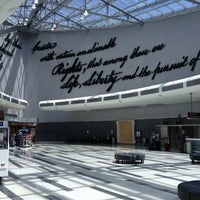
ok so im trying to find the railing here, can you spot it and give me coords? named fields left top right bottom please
left=0, top=91, right=28, bottom=110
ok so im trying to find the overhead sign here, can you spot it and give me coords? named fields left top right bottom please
left=188, top=112, right=200, bottom=119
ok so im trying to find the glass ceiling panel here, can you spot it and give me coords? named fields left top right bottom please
left=0, top=0, right=199, bottom=33
left=148, top=9, right=161, bottom=17
left=158, top=7, right=172, bottom=14
left=181, top=1, right=195, bottom=7
left=137, top=13, right=151, bottom=20
left=168, top=2, right=184, bottom=11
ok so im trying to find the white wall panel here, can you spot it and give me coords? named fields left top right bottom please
left=0, top=0, right=25, bottom=25
left=22, top=12, right=200, bottom=100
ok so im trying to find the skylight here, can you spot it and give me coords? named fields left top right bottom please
left=4, top=0, right=200, bottom=32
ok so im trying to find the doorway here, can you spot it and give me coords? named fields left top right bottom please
left=117, top=120, right=135, bottom=144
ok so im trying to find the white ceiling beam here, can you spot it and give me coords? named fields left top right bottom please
left=0, top=0, right=25, bottom=25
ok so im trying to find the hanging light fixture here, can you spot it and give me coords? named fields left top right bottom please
left=83, top=0, right=88, bottom=16
left=32, top=4, right=36, bottom=9
left=84, top=9, right=88, bottom=16
left=80, top=0, right=88, bottom=20
left=32, top=0, right=39, bottom=9
left=80, top=15, right=84, bottom=20
left=50, top=13, right=57, bottom=31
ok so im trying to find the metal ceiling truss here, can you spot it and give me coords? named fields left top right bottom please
left=3, top=0, right=200, bottom=32
left=100, top=0, right=144, bottom=24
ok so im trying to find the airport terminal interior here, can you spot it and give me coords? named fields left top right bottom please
left=1, top=0, right=200, bottom=199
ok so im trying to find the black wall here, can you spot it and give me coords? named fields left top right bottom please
left=38, top=117, right=200, bottom=144
left=38, top=121, right=117, bottom=143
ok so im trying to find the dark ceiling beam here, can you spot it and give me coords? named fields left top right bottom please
left=100, top=0, right=144, bottom=24
left=53, top=11, right=88, bottom=30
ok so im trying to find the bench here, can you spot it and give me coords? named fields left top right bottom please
left=114, top=152, right=145, bottom=164
left=178, top=180, right=200, bottom=200
left=190, top=152, right=200, bottom=163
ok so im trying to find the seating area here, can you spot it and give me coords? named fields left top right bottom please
left=114, top=152, right=145, bottom=164
left=178, top=180, right=200, bottom=200
left=190, top=152, right=200, bottom=163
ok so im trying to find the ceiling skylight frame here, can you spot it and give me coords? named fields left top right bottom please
left=3, top=0, right=200, bottom=32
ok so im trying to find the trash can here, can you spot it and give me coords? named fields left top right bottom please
left=186, top=141, right=192, bottom=154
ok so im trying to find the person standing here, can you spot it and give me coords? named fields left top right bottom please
left=176, top=131, right=181, bottom=151
left=149, top=129, right=157, bottom=150
left=179, top=128, right=186, bottom=153
left=110, top=129, right=116, bottom=145
left=15, top=132, right=20, bottom=146
left=155, top=131, right=161, bottom=150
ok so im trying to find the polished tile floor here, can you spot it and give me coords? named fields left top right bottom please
left=0, top=143, right=199, bottom=200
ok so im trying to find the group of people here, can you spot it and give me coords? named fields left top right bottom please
left=149, top=127, right=186, bottom=153
left=89, top=130, right=116, bottom=145
left=149, top=129, right=161, bottom=150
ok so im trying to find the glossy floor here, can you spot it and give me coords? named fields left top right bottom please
left=0, top=144, right=199, bottom=200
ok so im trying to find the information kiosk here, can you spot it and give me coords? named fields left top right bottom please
left=0, top=121, right=9, bottom=184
